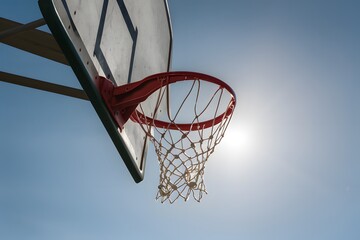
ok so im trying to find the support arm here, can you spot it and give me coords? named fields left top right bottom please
left=0, top=71, right=88, bottom=100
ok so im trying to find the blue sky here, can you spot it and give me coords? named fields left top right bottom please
left=1, top=0, right=360, bottom=239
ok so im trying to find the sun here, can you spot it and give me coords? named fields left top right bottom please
left=220, top=122, right=256, bottom=157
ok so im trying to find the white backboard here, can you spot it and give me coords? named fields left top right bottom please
left=39, top=0, right=172, bottom=182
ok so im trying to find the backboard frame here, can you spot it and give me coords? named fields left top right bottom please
left=39, top=0, right=172, bottom=182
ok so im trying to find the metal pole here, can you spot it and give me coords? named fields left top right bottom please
left=0, top=18, right=46, bottom=40
left=0, top=71, right=89, bottom=101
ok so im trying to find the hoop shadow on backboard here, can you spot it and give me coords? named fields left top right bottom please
left=61, top=0, right=138, bottom=84
left=94, top=0, right=138, bottom=84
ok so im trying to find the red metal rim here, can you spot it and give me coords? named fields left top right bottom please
left=131, top=71, right=236, bottom=131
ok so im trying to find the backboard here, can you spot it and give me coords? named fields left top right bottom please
left=39, top=0, right=172, bottom=182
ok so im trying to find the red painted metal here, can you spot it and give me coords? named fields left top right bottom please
left=97, top=71, right=236, bottom=131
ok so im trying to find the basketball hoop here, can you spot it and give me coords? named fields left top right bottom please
left=98, top=72, right=236, bottom=203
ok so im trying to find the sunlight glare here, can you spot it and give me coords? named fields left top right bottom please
left=220, top=122, right=256, bottom=158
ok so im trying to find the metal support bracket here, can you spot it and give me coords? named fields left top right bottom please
left=0, top=18, right=83, bottom=100
left=0, top=71, right=88, bottom=100
left=0, top=18, right=46, bottom=40
left=0, top=17, right=68, bottom=65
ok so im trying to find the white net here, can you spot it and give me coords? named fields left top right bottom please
left=134, top=75, right=235, bottom=203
